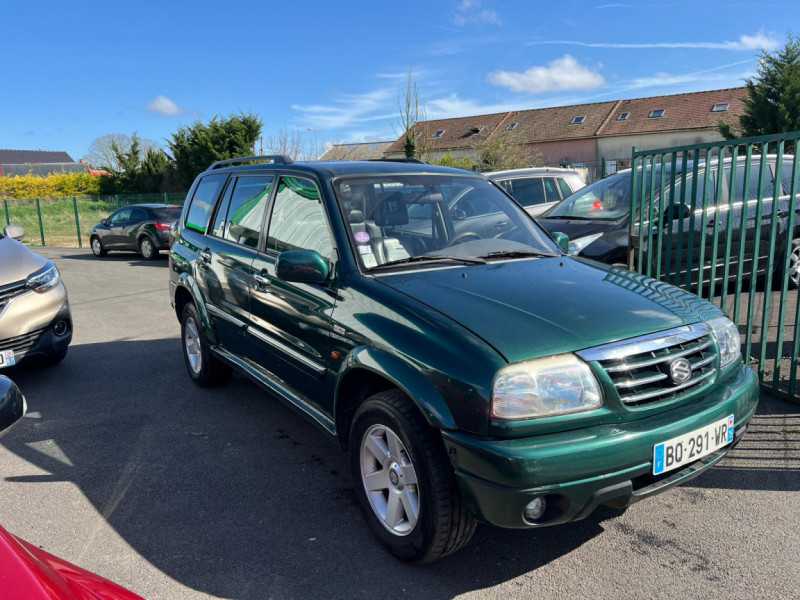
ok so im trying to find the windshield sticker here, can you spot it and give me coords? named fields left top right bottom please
left=358, top=245, right=372, bottom=255
left=362, top=253, right=378, bottom=268
left=354, top=231, right=370, bottom=243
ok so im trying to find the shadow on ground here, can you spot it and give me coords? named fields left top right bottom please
left=57, top=251, right=169, bottom=267
left=2, top=339, right=796, bottom=599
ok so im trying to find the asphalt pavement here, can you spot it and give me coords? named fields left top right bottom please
left=0, top=247, right=798, bottom=600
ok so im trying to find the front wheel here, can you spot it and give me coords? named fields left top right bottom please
left=90, top=236, right=107, bottom=257
left=139, top=236, right=157, bottom=260
left=349, top=389, right=476, bottom=563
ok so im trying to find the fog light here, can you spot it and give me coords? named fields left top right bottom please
left=53, top=320, right=68, bottom=336
left=524, top=497, right=546, bottom=522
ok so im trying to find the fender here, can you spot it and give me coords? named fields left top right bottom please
left=335, top=346, right=457, bottom=431
left=175, top=272, right=219, bottom=346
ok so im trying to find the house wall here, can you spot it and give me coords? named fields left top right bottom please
left=597, top=129, right=725, bottom=161
left=528, top=138, right=598, bottom=166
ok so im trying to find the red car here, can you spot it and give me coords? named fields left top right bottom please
left=0, top=376, right=144, bottom=599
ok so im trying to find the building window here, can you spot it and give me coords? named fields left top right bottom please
left=469, top=126, right=485, bottom=135
left=570, top=116, right=586, bottom=125
left=506, top=122, right=518, bottom=131
left=648, top=109, right=665, bottom=118
left=617, top=112, right=630, bottom=121
left=415, top=131, right=422, bottom=138
left=711, top=103, right=730, bottom=112
left=431, top=130, right=445, bottom=138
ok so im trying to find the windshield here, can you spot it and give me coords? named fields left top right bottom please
left=333, top=174, right=560, bottom=270
left=542, top=172, right=634, bottom=220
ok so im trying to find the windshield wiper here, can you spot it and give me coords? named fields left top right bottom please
left=478, top=250, right=555, bottom=260
left=370, top=254, right=486, bottom=270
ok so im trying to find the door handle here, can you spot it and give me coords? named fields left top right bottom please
left=253, top=273, right=271, bottom=287
left=200, top=248, right=212, bottom=262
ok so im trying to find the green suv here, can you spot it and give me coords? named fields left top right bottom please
left=169, top=156, right=758, bottom=562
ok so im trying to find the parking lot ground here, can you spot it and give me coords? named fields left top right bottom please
left=0, top=247, right=798, bottom=600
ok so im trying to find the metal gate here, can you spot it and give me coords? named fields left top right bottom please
left=627, top=131, right=800, bottom=403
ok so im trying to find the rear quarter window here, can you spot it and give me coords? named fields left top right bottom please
left=185, top=174, right=227, bottom=233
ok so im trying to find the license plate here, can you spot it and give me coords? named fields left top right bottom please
left=653, top=414, right=734, bottom=475
left=0, top=350, right=15, bottom=368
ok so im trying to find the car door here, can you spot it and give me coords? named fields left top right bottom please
left=197, top=174, right=274, bottom=358
left=248, top=174, right=338, bottom=412
left=106, top=207, right=132, bottom=248
left=125, top=207, right=149, bottom=250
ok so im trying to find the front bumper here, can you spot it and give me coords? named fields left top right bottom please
left=442, top=364, right=759, bottom=529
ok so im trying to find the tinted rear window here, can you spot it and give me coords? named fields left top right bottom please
left=152, top=208, right=182, bottom=221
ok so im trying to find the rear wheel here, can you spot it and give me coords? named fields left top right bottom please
left=90, top=236, right=107, bottom=257
left=349, top=389, right=476, bottom=563
left=139, top=236, right=157, bottom=260
left=180, top=303, right=231, bottom=386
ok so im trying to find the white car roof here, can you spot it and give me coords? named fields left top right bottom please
left=485, top=167, right=582, bottom=178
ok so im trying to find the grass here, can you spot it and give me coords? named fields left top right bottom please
left=2, top=193, right=185, bottom=247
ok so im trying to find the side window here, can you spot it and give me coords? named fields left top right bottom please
left=724, top=164, right=774, bottom=203
left=542, top=178, right=561, bottom=202
left=224, top=176, right=273, bottom=248
left=557, top=178, right=572, bottom=198
left=779, top=161, right=798, bottom=196
left=266, top=177, right=333, bottom=258
left=110, top=208, right=132, bottom=223
left=454, top=188, right=497, bottom=217
left=185, top=174, right=227, bottom=234
left=510, top=178, right=545, bottom=207
left=210, top=180, right=235, bottom=238
left=130, top=208, right=147, bottom=221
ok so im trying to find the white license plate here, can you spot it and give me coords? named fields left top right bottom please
left=653, top=414, right=734, bottom=475
left=0, top=350, right=15, bottom=368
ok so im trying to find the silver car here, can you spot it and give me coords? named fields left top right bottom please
left=487, top=167, right=586, bottom=217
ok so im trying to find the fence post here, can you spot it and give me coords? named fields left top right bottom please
left=115, top=194, right=119, bottom=210
left=35, top=198, right=45, bottom=246
left=601, top=157, right=606, bottom=179
left=3, top=200, right=8, bottom=225
left=72, top=196, right=82, bottom=248
left=163, top=192, right=168, bottom=205
left=627, top=146, right=639, bottom=270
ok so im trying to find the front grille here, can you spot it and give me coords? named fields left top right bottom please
left=0, top=326, right=46, bottom=354
left=0, top=281, right=27, bottom=315
left=578, top=323, right=718, bottom=408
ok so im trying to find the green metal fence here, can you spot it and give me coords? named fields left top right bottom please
left=1, top=192, right=187, bottom=248
left=627, top=130, right=800, bottom=403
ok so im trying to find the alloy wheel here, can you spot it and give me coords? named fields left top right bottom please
left=184, top=316, right=202, bottom=374
left=141, top=238, right=153, bottom=258
left=360, top=424, right=420, bottom=536
left=789, top=244, right=800, bottom=286
left=92, top=238, right=102, bottom=255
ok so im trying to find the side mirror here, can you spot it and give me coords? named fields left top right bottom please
left=101, top=218, right=110, bottom=226
left=551, top=231, right=570, bottom=254
left=450, top=208, right=467, bottom=221
left=276, top=249, right=330, bottom=284
left=3, top=225, right=24, bottom=241
left=0, top=376, right=25, bottom=437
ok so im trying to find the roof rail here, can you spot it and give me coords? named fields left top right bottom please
left=207, top=155, right=293, bottom=170
left=367, top=157, right=427, bottom=164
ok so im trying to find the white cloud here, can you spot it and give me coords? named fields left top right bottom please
left=528, top=30, right=780, bottom=51
left=488, top=55, right=605, bottom=93
left=146, top=94, right=184, bottom=115
left=451, top=0, right=501, bottom=26
left=291, top=88, right=397, bottom=129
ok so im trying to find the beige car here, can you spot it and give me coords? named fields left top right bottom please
left=0, top=226, right=72, bottom=367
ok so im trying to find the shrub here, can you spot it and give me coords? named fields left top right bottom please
left=0, top=171, right=109, bottom=199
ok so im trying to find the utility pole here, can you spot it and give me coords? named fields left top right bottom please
left=259, top=136, right=263, bottom=156
left=307, top=127, right=317, bottom=159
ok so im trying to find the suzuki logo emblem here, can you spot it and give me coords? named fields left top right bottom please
left=669, top=357, right=693, bottom=384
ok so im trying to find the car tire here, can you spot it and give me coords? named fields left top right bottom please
left=139, top=236, right=157, bottom=260
left=786, top=239, right=800, bottom=290
left=180, top=303, right=231, bottom=387
left=349, top=389, right=476, bottom=563
left=90, top=236, right=107, bottom=257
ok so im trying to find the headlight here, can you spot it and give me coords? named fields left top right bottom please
left=708, top=316, right=741, bottom=368
left=26, top=261, right=60, bottom=293
left=567, top=233, right=603, bottom=256
left=492, top=353, right=603, bottom=420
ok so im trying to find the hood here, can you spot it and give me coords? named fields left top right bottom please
left=377, top=257, right=721, bottom=364
left=0, top=238, right=46, bottom=285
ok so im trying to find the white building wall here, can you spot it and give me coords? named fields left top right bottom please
left=597, top=129, right=725, bottom=162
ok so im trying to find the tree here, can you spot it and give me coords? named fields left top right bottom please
left=395, top=68, right=431, bottom=160
left=261, top=127, right=313, bottom=160
left=167, top=112, right=263, bottom=190
left=719, top=34, right=800, bottom=146
left=471, top=132, right=540, bottom=172
left=82, top=133, right=160, bottom=170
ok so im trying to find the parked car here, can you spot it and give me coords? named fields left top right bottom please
left=0, top=376, right=144, bottom=600
left=537, top=155, right=800, bottom=287
left=169, top=155, right=758, bottom=563
left=90, top=204, right=182, bottom=260
left=0, top=226, right=72, bottom=367
left=486, top=167, right=585, bottom=217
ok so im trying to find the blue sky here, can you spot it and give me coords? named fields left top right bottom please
left=0, top=0, right=795, bottom=160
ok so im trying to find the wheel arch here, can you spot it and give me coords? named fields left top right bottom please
left=173, top=276, right=218, bottom=346
left=333, top=347, right=456, bottom=449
